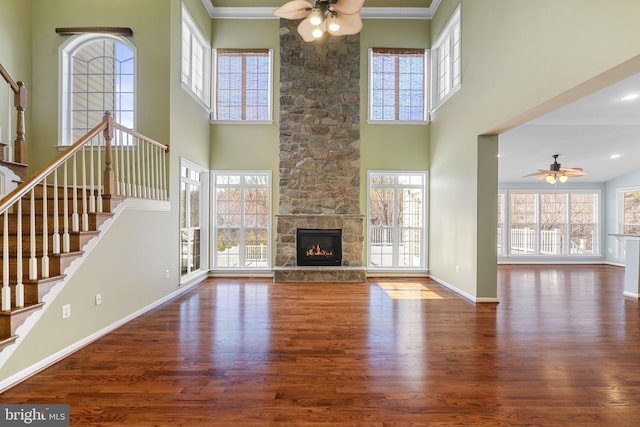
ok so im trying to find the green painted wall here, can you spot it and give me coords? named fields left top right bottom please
left=0, top=0, right=31, bottom=155
left=28, top=0, right=172, bottom=171
left=429, top=0, right=640, bottom=298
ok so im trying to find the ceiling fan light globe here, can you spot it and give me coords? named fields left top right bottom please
left=310, top=9, right=323, bottom=26
left=328, top=19, right=340, bottom=32
left=546, top=175, right=556, bottom=184
left=559, top=175, right=568, bottom=183
left=312, top=26, right=323, bottom=38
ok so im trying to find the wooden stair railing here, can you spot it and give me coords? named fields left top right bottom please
left=0, top=62, right=27, bottom=166
left=0, top=111, right=169, bottom=351
left=0, top=64, right=27, bottom=187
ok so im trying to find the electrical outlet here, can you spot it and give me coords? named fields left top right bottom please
left=165, top=269, right=170, bottom=279
left=455, top=265, right=460, bottom=273
left=95, top=293, right=102, bottom=305
left=62, top=304, right=71, bottom=319
left=608, top=247, right=613, bottom=254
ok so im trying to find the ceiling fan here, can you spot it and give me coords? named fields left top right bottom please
left=273, top=0, right=365, bottom=42
left=523, top=154, right=586, bottom=184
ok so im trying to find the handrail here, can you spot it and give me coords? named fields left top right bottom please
left=0, top=116, right=108, bottom=213
left=113, top=122, right=170, bottom=153
left=0, top=63, right=19, bottom=94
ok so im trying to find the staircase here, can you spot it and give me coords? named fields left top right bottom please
left=0, top=112, right=169, bottom=353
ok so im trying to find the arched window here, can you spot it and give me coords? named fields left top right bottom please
left=60, top=34, right=135, bottom=145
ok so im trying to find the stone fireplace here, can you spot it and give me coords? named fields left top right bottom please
left=273, top=20, right=365, bottom=282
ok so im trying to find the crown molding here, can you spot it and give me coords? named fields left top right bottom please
left=203, top=1, right=442, bottom=20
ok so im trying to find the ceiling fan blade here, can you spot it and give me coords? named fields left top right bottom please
left=522, top=169, right=551, bottom=178
left=561, top=168, right=586, bottom=177
left=333, top=0, right=365, bottom=15
left=297, top=17, right=318, bottom=42
left=273, top=0, right=313, bottom=20
left=327, top=12, right=363, bottom=36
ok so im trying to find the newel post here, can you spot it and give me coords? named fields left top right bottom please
left=13, top=81, right=27, bottom=164
left=103, top=111, right=115, bottom=198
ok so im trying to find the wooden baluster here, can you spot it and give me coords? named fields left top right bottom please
left=13, top=81, right=27, bottom=165
left=1, top=211, right=10, bottom=311
left=124, top=132, right=131, bottom=196
left=134, top=138, right=142, bottom=197
left=62, top=162, right=70, bottom=253
left=163, top=147, right=169, bottom=200
left=152, top=144, right=158, bottom=200
left=41, top=180, right=49, bottom=278
left=89, top=138, right=96, bottom=213
left=103, top=111, right=115, bottom=199
left=81, top=146, right=88, bottom=231
left=15, top=200, right=23, bottom=308
left=142, top=138, right=148, bottom=198
left=71, top=154, right=79, bottom=232
left=28, top=188, right=37, bottom=281
left=52, top=172, right=60, bottom=254
left=97, top=136, right=103, bottom=212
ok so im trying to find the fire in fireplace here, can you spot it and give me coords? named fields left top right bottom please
left=297, top=229, right=342, bottom=266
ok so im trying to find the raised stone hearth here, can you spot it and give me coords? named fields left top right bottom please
left=274, top=214, right=366, bottom=283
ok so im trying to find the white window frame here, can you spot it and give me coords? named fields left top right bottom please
left=368, top=48, right=429, bottom=124
left=502, top=189, right=601, bottom=258
left=211, top=49, right=273, bottom=123
left=616, top=187, right=640, bottom=258
left=59, top=33, right=136, bottom=146
left=179, top=158, right=209, bottom=284
left=212, top=171, right=272, bottom=270
left=431, top=4, right=461, bottom=111
left=181, top=3, right=211, bottom=108
left=497, top=190, right=506, bottom=256
left=367, top=171, right=428, bottom=271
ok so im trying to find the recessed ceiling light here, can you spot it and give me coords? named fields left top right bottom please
left=610, top=154, right=621, bottom=159
left=620, top=93, right=640, bottom=101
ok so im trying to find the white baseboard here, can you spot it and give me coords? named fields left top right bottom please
left=428, top=274, right=499, bottom=304
left=623, top=291, right=639, bottom=299
left=0, top=278, right=203, bottom=393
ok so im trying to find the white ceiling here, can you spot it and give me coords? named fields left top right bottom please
left=499, top=72, right=640, bottom=184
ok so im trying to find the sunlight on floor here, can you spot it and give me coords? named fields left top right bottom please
left=377, top=282, right=444, bottom=300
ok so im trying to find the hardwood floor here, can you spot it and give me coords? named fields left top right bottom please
left=2, top=265, right=639, bottom=426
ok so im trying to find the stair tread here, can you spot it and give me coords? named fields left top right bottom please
left=0, top=302, right=45, bottom=316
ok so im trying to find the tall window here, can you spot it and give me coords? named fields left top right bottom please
left=61, top=34, right=135, bottom=145
left=368, top=171, right=427, bottom=270
left=181, top=4, right=210, bottom=106
left=180, top=159, right=208, bottom=281
left=616, top=188, right=640, bottom=257
left=213, top=172, right=271, bottom=269
left=369, top=48, right=428, bottom=122
left=213, top=49, right=272, bottom=121
left=431, top=5, right=461, bottom=110
left=497, top=191, right=506, bottom=256
left=503, top=190, right=599, bottom=257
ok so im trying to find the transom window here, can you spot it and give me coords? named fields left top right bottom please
left=61, top=34, right=135, bottom=145
left=499, top=190, right=600, bottom=257
left=369, top=48, right=428, bottom=122
left=213, top=49, right=272, bottom=122
left=367, top=171, right=428, bottom=270
left=213, top=172, right=271, bottom=269
left=431, top=5, right=461, bottom=110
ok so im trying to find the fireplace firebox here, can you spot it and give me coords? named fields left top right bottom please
left=296, top=229, right=342, bottom=266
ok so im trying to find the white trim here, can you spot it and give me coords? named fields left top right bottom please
left=0, top=277, right=203, bottom=393
left=205, top=6, right=437, bottom=20
left=429, top=274, right=500, bottom=304
left=623, top=290, right=640, bottom=299
left=182, top=3, right=212, bottom=109
left=430, top=4, right=461, bottom=112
